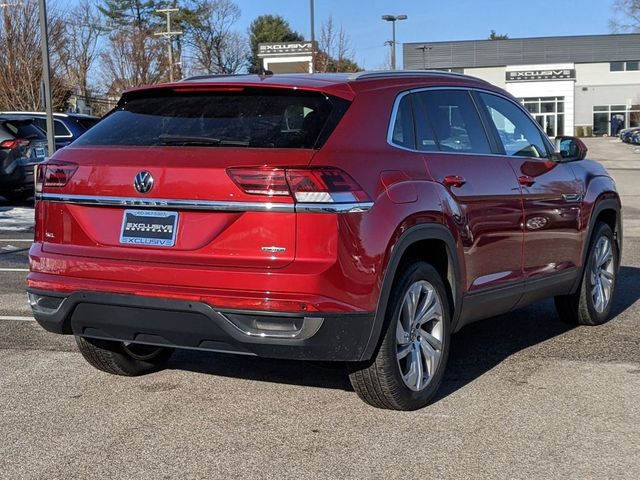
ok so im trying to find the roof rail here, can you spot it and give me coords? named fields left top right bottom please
left=348, top=70, right=489, bottom=83
left=181, top=72, right=278, bottom=82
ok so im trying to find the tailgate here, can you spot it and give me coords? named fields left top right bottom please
left=40, top=147, right=314, bottom=269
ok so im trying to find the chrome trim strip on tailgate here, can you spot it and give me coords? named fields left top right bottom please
left=37, top=193, right=373, bottom=214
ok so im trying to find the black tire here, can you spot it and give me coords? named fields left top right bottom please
left=348, top=261, right=451, bottom=410
left=75, top=336, right=174, bottom=376
left=555, top=222, right=618, bottom=326
left=3, top=190, right=32, bottom=202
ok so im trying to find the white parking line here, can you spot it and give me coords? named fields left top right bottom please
left=0, top=315, right=35, bottom=322
left=0, top=239, right=33, bottom=242
left=0, top=268, right=29, bottom=272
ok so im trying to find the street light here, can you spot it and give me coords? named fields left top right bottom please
left=382, top=14, right=407, bottom=70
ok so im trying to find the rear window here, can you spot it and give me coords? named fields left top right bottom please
left=75, top=88, right=349, bottom=149
left=1, top=120, right=46, bottom=140
left=74, top=117, right=100, bottom=131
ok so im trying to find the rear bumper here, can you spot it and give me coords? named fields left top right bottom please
left=28, top=289, right=375, bottom=361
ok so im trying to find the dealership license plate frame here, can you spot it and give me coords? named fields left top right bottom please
left=119, top=209, right=179, bottom=247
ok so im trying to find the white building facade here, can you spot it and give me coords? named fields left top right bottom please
left=404, top=34, right=640, bottom=137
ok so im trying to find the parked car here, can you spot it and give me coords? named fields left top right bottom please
left=630, top=130, right=640, bottom=145
left=28, top=71, right=622, bottom=410
left=620, top=127, right=640, bottom=143
left=0, top=112, right=100, bottom=149
left=0, top=115, right=48, bottom=201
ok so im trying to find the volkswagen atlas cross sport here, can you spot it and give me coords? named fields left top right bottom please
left=28, top=71, right=622, bottom=410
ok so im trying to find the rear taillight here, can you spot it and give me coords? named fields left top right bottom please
left=227, top=168, right=289, bottom=196
left=286, top=168, right=369, bottom=203
left=228, top=167, right=369, bottom=203
left=0, top=138, right=29, bottom=149
left=36, top=162, right=78, bottom=192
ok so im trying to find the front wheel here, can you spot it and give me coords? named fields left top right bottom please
left=75, top=336, right=174, bottom=376
left=349, top=262, right=451, bottom=410
left=555, top=222, right=618, bottom=325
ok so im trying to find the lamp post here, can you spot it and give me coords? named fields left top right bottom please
left=37, top=0, right=55, bottom=155
left=381, top=14, right=407, bottom=70
left=310, top=0, right=315, bottom=73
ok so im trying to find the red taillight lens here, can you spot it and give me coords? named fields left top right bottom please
left=227, top=167, right=289, bottom=196
left=286, top=168, right=369, bottom=203
left=37, top=162, right=78, bottom=190
left=228, top=167, right=369, bottom=203
left=0, top=138, right=29, bottom=149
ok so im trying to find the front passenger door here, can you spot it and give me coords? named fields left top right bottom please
left=476, top=92, right=583, bottom=283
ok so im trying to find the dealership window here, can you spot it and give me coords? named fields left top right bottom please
left=520, top=97, right=564, bottom=137
left=610, top=61, right=640, bottom=71
left=592, top=104, right=640, bottom=136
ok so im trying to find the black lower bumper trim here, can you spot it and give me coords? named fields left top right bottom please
left=27, top=289, right=375, bottom=362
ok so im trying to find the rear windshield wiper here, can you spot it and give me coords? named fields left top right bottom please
left=157, top=134, right=249, bottom=147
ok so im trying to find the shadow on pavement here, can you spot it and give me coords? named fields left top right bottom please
left=167, top=267, right=640, bottom=398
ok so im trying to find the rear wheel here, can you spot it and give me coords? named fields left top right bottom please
left=555, top=222, right=618, bottom=325
left=75, top=336, right=174, bottom=376
left=349, top=262, right=450, bottom=410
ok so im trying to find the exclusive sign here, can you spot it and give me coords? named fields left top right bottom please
left=258, top=42, right=314, bottom=56
left=506, top=69, right=576, bottom=82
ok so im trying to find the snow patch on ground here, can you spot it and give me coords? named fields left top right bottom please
left=0, top=207, right=34, bottom=231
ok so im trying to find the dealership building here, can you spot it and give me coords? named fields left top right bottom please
left=403, top=34, right=640, bottom=137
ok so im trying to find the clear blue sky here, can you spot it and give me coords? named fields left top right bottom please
left=233, top=0, right=619, bottom=69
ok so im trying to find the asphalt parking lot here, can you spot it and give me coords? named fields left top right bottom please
left=1, top=137, right=638, bottom=479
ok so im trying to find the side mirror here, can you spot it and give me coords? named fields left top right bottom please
left=554, top=136, right=588, bottom=161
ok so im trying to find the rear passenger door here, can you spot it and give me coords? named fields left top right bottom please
left=409, top=89, right=525, bottom=299
left=475, top=92, right=583, bottom=283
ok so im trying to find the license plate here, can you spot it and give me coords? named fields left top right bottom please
left=119, top=210, right=178, bottom=247
left=35, top=147, right=46, bottom=158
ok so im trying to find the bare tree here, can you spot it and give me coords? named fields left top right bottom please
left=101, top=28, right=165, bottom=95
left=186, top=0, right=246, bottom=75
left=610, top=0, right=640, bottom=32
left=316, top=16, right=359, bottom=73
left=0, top=0, right=68, bottom=111
left=55, top=0, right=104, bottom=98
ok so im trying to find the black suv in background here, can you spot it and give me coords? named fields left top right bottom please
left=0, top=116, right=48, bottom=201
left=0, top=112, right=100, bottom=150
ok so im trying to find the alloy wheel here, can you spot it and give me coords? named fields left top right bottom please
left=395, top=280, right=445, bottom=391
left=590, top=235, right=615, bottom=314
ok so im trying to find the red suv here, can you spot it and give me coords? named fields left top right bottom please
left=28, top=72, right=622, bottom=410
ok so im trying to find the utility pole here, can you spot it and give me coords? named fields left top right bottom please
left=37, top=0, right=55, bottom=155
left=309, top=0, right=315, bottom=73
left=155, top=8, right=183, bottom=82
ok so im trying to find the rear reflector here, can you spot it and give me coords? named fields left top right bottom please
left=227, top=167, right=369, bottom=203
left=36, top=162, right=78, bottom=191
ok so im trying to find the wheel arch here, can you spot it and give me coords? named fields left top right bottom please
left=571, top=193, right=622, bottom=293
left=359, top=223, right=463, bottom=361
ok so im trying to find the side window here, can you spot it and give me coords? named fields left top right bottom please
left=411, top=93, right=438, bottom=152
left=54, top=120, right=72, bottom=137
left=414, top=90, right=491, bottom=154
left=390, top=95, right=415, bottom=149
left=478, top=92, right=549, bottom=158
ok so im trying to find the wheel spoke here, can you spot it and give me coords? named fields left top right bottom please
left=599, top=239, right=612, bottom=267
left=421, top=331, right=443, bottom=351
left=397, top=343, right=412, bottom=360
left=414, top=345, right=424, bottom=390
left=403, top=348, right=420, bottom=389
left=396, top=317, right=410, bottom=345
left=413, top=288, right=432, bottom=326
left=419, top=337, right=439, bottom=376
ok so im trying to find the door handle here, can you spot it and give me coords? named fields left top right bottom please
left=518, top=175, right=536, bottom=187
left=443, top=175, right=466, bottom=188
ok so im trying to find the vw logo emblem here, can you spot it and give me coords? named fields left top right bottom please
left=134, top=171, right=154, bottom=194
